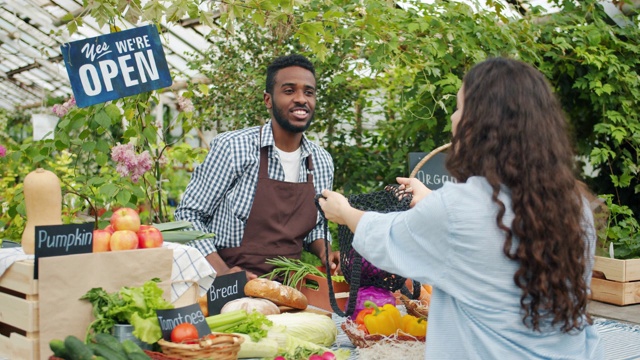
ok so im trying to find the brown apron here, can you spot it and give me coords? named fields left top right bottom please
left=217, top=136, right=318, bottom=276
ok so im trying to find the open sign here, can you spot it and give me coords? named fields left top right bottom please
left=61, top=24, right=172, bottom=108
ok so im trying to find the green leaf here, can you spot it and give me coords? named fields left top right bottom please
left=81, top=141, right=96, bottom=152
left=116, top=190, right=132, bottom=205
left=94, top=110, right=112, bottom=129
left=99, top=183, right=118, bottom=198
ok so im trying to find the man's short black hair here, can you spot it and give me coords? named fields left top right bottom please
left=265, top=54, right=316, bottom=95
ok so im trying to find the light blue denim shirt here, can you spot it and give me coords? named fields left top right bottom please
left=353, top=176, right=604, bottom=359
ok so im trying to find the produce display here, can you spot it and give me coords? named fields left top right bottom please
left=93, top=207, right=164, bottom=252
left=44, top=279, right=436, bottom=359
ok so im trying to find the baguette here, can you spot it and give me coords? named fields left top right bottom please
left=244, top=278, right=308, bottom=310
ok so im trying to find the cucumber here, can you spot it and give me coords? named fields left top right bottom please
left=127, top=352, right=152, bottom=360
left=64, top=335, right=95, bottom=360
left=87, top=343, right=127, bottom=360
left=49, top=338, right=69, bottom=359
left=92, top=333, right=126, bottom=357
left=121, top=339, right=146, bottom=355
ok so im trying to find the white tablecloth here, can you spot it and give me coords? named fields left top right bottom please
left=0, top=242, right=216, bottom=302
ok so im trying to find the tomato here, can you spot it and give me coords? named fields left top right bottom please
left=171, top=323, right=199, bottom=343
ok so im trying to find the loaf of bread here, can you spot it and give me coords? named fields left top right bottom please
left=198, top=294, right=208, bottom=317
left=244, top=278, right=308, bottom=310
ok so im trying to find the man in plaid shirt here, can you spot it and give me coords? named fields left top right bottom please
left=175, top=54, right=339, bottom=280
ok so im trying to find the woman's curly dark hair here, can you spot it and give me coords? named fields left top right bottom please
left=446, top=57, right=590, bottom=333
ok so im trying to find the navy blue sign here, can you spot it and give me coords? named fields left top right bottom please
left=207, top=272, right=247, bottom=316
left=33, top=222, right=94, bottom=279
left=157, top=303, right=211, bottom=341
left=408, top=152, right=457, bottom=190
left=61, top=24, right=172, bottom=108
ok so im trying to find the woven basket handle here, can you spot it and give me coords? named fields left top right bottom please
left=409, top=142, right=451, bottom=179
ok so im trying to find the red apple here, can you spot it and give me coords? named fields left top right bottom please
left=137, top=225, right=164, bottom=249
left=110, top=230, right=139, bottom=251
left=110, top=207, right=141, bottom=232
left=93, top=229, right=111, bottom=252
left=104, top=224, right=115, bottom=234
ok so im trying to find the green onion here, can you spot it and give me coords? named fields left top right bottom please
left=263, top=256, right=328, bottom=288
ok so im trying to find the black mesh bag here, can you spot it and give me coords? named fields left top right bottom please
left=317, top=184, right=421, bottom=317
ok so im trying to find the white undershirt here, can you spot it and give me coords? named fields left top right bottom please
left=274, top=146, right=302, bottom=182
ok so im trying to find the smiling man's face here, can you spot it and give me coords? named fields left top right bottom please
left=266, top=66, right=316, bottom=133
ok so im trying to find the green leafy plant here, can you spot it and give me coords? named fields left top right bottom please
left=598, top=195, right=640, bottom=259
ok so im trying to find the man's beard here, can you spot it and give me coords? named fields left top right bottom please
left=273, top=103, right=314, bottom=133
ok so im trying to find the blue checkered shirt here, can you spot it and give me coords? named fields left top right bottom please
left=174, top=121, right=334, bottom=257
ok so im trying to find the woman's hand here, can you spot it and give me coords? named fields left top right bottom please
left=396, top=177, right=431, bottom=207
left=318, top=189, right=351, bottom=224
left=319, top=189, right=365, bottom=233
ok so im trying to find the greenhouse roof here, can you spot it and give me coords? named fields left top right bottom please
left=0, top=0, right=215, bottom=112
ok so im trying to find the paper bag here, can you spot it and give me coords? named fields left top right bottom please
left=38, top=248, right=173, bottom=360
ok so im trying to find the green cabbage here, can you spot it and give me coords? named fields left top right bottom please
left=266, top=313, right=337, bottom=347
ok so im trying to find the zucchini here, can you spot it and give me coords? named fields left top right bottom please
left=121, top=339, right=146, bottom=355
left=127, top=352, right=152, bottom=360
left=64, top=335, right=94, bottom=360
left=87, top=343, right=127, bottom=360
left=92, top=333, right=126, bottom=357
left=49, top=338, right=69, bottom=359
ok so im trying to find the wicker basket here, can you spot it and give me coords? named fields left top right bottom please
left=399, top=294, right=429, bottom=319
left=157, top=333, right=244, bottom=360
left=341, top=320, right=425, bottom=348
left=144, top=350, right=183, bottom=360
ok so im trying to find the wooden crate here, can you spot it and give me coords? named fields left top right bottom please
left=593, top=256, right=640, bottom=282
left=297, top=272, right=350, bottom=313
left=0, top=260, right=39, bottom=360
left=591, top=256, right=640, bottom=305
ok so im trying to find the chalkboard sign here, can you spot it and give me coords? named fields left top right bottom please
left=207, top=272, right=247, bottom=316
left=33, top=222, right=94, bottom=279
left=408, top=152, right=457, bottom=190
left=61, top=24, right=172, bottom=108
left=157, top=303, right=211, bottom=341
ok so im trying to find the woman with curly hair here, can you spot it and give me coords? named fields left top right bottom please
left=319, top=57, right=603, bottom=359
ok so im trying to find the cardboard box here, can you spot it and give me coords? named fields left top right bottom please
left=0, top=248, right=173, bottom=360
left=591, top=256, right=640, bottom=305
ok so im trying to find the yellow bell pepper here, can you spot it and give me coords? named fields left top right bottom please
left=401, top=314, right=427, bottom=337
left=362, top=300, right=402, bottom=336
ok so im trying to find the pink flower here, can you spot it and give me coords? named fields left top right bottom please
left=111, top=143, right=153, bottom=183
left=176, top=96, right=194, bottom=113
left=0, top=144, right=6, bottom=157
left=52, top=96, right=77, bottom=117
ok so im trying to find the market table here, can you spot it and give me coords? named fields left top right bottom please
left=0, top=241, right=216, bottom=302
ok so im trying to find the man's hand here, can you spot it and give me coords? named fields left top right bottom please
left=309, top=239, right=342, bottom=275
left=205, top=252, right=257, bottom=281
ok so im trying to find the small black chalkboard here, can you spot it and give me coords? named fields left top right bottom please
left=33, top=222, right=94, bottom=279
left=408, top=152, right=457, bottom=190
left=157, top=303, right=211, bottom=341
left=207, top=272, right=247, bottom=316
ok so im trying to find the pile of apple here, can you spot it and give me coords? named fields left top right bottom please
left=92, top=207, right=163, bottom=252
